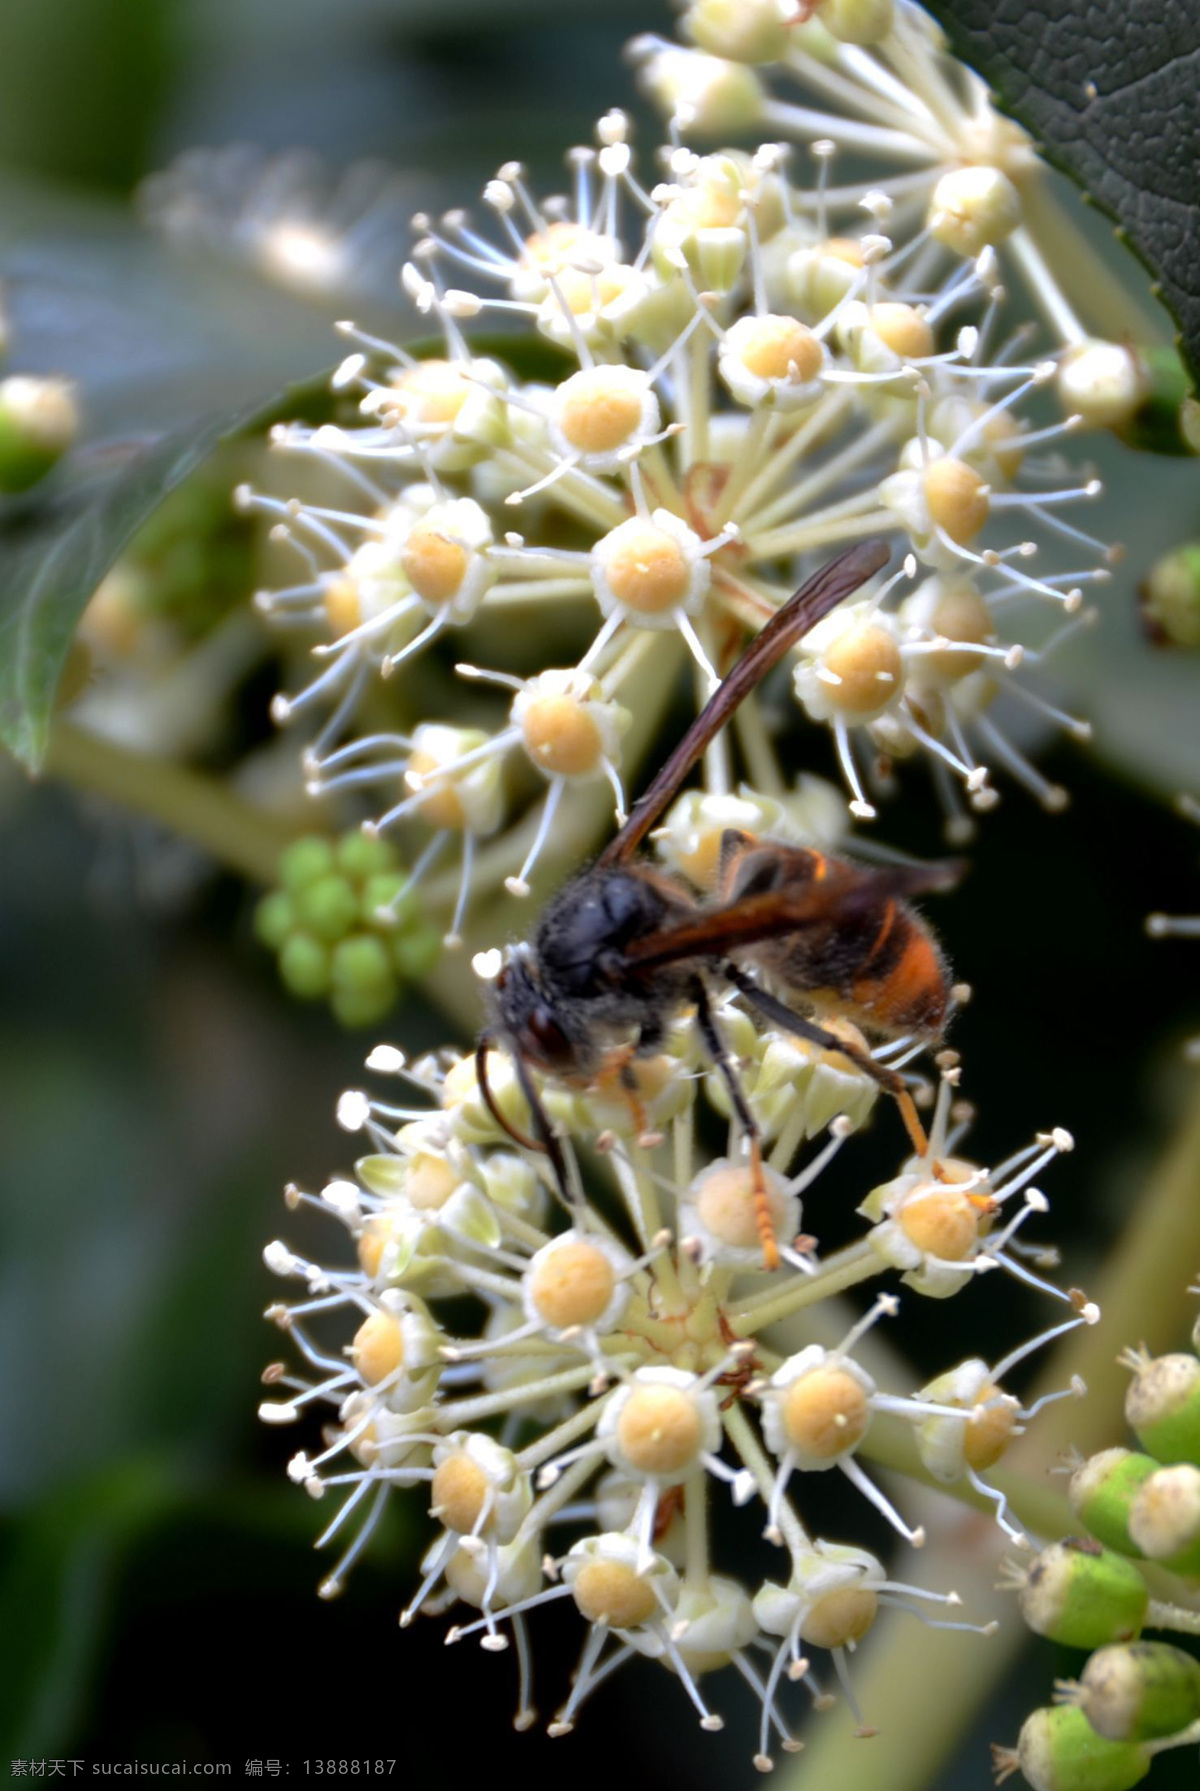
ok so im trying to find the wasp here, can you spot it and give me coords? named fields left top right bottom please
left=477, top=539, right=961, bottom=1268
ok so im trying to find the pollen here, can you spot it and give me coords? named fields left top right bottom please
left=432, top=1452, right=493, bottom=1533
left=868, top=302, right=934, bottom=361
left=898, top=1182, right=981, bottom=1261
left=407, top=1151, right=460, bottom=1211
left=923, top=456, right=990, bottom=545
left=602, top=520, right=693, bottom=615
left=556, top=367, right=649, bottom=457
left=781, top=1367, right=870, bottom=1458
left=571, top=1558, right=659, bottom=1629
left=351, top=1310, right=405, bottom=1385
left=823, top=622, right=904, bottom=717
left=735, top=315, right=823, bottom=384
left=400, top=526, right=470, bottom=605
left=323, top=576, right=362, bottom=637
left=406, top=747, right=466, bottom=830
left=521, top=693, right=604, bottom=777
left=696, top=1164, right=788, bottom=1251
left=616, top=1384, right=706, bottom=1476
left=964, top=1384, right=1021, bottom=1471
left=800, top=1584, right=879, bottom=1649
left=390, top=358, right=470, bottom=426
left=527, top=1240, right=617, bottom=1330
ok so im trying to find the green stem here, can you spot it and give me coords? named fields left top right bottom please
left=42, top=720, right=300, bottom=884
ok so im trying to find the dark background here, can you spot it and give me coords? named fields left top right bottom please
left=1, top=1, right=1199, bottom=1783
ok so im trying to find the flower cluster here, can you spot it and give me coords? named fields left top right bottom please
left=262, top=1032, right=1097, bottom=1764
left=993, top=1278, right=1200, bottom=1791
left=634, top=0, right=1180, bottom=444
left=240, top=85, right=1114, bottom=950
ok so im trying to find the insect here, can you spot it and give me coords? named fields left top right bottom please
left=476, top=538, right=961, bottom=1268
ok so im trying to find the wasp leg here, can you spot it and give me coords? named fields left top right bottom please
left=477, top=1035, right=578, bottom=1209
left=690, top=978, right=781, bottom=1272
left=720, top=965, right=931, bottom=1161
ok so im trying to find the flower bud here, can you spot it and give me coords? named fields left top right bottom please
left=928, top=166, right=1021, bottom=258
left=819, top=0, right=894, bottom=45
left=683, top=0, right=792, bottom=63
left=1124, top=1351, right=1200, bottom=1467
left=278, top=932, right=331, bottom=1000
left=1056, top=341, right=1146, bottom=431
left=634, top=42, right=766, bottom=137
left=294, top=873, right=361, bottom=943
left=1001, top=1706, right=1150, bottom=1791
left=1139, top=544, right=1200, bottom=650
left=1128, top=1463, right=1200, bottom=1572
left=0, top=374, right=79, bottom=491
left=1076, top=1641, right=1200, bottom=1744
left=1068, top=1449, right=1160, bottom=1557
left=1016, top=1540, right=1148, bottom=1649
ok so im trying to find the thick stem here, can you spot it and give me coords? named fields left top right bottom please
left=42, top=720, right=299, bottom=884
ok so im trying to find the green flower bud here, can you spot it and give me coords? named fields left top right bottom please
left=1117, top=347, right=1197, bottom=456
left=254, top=890, right=295, bottom=953
left=1124, top=1351, right=1200, bottom=1466
left=1069, top=1449, right=1159, bottom=1556
left=293, top=873, right=360, bottom=943
left=1139, top=544, right=1200, bottom=650
left=331, top=933, right=395, bottom=996
left=998, top=1706, right=1149, bottom=1791
left=1128, top=1464, right=1200, bottom=1572
left=819, top=0, right=894, bottom=46
left=1017, top=1540, right=1148, bottom=1649
left=335, top=829, right=398, bottom=882
left=1077, top=1642, right=1200, bottom=1744
left=391, top=922, right=442, bottom=980
left=278, top=836, right=337, bottom=893
left=278, top=933, right=331, bottom=1000
left=684, top=0, right=790, bottom=63
left=0, top=374, right=80, bottom=492
left=330, top=980, right=397, bottom=1029
left=362, top=872, right=418, bottom=930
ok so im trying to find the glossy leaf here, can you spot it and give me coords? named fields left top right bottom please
left=921, top=0, right=1200, bottom=382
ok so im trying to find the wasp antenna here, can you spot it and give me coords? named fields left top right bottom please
left=599, top=539, right=891, bottom=867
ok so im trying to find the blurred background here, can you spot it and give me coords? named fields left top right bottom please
left=1, top=0, right=1198, bottom=1781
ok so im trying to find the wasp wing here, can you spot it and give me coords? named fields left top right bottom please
left=598, top=539, right=891, bottom=868
left=616, top=857, right=962, bottom=973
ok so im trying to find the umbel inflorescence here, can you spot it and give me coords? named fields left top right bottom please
left=241, top=35, right=1118, bottom=956
left=263, top=1039, right=1096, bottom=1764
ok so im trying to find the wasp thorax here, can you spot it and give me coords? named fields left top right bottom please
left=616, top=1383, right=707, bottom=1476
left=897, top=1177, right=983, bottom=1261
left=928, top=165, right=1022, bottom=258
left=571, top=1556, right=660, bottom=1628
left=527, top=1239, right=617, bottom=1330
left=351, top=1310, right=405, bottom=1385
left=801, top=1583, right=879, bottom=1649
left=923, top=456, right=991, bottom=545
left=781, top=1366, right=871, bottom=1458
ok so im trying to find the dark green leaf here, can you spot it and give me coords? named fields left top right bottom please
left=920, top=0, right=1200, bottom=383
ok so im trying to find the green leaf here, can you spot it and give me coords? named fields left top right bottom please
left=0, top=371, right=341, bottom=771
left=0, top=330, right=569, bottom=772
left=920, top=0, right=1200, bottom=383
